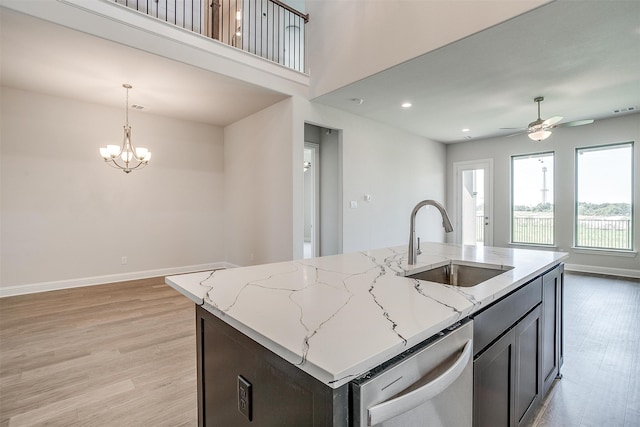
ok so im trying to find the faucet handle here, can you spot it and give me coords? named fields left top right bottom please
left=417, top=237, right=422, bottom=255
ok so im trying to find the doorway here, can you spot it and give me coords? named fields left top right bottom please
left=303, top=143, right=319, bottom=258
left=303, top=123, right=342, bottom=258
left=453, top=160, right=493, bottom=246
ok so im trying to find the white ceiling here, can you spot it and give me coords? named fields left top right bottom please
left=314, top=1, right=640, bottom=143
left=0, top=8, right=288, bottom=127
left=1, top=1, right=639, bottom=141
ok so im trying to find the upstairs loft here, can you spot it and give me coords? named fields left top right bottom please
left=113, top=0, right=308, bottom=73
left=2, top=0, right=310, bottom=99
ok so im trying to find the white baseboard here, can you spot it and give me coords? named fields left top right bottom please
left=565, top=263, right=640, bottom=279
left=0, top=262, right=239, bottom=298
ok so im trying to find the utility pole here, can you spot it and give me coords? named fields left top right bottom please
left=541, top=166, right=548, bottom=204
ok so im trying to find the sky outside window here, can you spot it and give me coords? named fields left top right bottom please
left=513, top=153, right=554, bottom=207
left=576, top=143, right=632, bottom=205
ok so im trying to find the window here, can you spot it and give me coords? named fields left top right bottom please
left=575, top=142, right=634, bottom=250
left=511, top=152, right=554, bottom=245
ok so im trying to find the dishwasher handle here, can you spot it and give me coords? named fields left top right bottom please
left=367, top=339, right=472, bottom=426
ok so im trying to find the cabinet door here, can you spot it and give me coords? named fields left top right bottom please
left=474, top=330, right=515, bottom=427
left=542, top=265, right=563, bottom=395
left=514, top=306, right=542, bottom=427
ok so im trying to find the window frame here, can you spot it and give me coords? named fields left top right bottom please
left=510, top=151, right=556, bottom=247
left=574, top=141, right=634, bottom=251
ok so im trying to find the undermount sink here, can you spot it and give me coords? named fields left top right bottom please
left=404, top=261, right=514, bottom=287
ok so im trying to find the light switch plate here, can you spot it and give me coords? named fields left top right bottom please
left=350, top=201, right=358, bottom=209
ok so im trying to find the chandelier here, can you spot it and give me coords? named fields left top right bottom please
left=99, top=84, right=151, bottom=173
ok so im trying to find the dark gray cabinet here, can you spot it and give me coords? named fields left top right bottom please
left=514, top=306, right=542, bottom=426
left=472, top=263, right=564, bottom=427
left=542, top=264, right=564, bottom=395
left=473, top=303, right=542, bottom=427
left=472, top=268, right=553, bottom=427
left=473, top=325, right=514, bottom=427
left=195, top=305, right=348, bottom=427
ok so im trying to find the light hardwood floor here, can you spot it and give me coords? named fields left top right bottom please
left=0, top=278, right=197, bottom=426
left=1, top=273, right=638, bottom=426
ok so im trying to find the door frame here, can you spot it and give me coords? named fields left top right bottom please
left=453, top=159, right=494, bottom=246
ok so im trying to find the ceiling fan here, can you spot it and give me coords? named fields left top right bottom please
left=502, top=96, right=594, bottom=141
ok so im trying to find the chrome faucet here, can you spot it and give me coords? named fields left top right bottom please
left=408, top=200, right=454, bottom=265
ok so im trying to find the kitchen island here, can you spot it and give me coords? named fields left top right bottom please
left=166, top=243, right=567, bottom=426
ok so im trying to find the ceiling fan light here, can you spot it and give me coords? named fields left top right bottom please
left=529, top=129, right=552, bottom=141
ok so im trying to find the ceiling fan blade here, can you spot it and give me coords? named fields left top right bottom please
left=505, top=130, right=527, bottom=137
left=542, top=116, right=563, bottom=126
left=557, top=119, right=595, bottom=127
left=500, top=127, right=524, bottom=130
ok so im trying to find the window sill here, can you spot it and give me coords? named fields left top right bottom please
left=571, top=247, right=637, bottom=258
left=509, top=242, right=558, bottom=250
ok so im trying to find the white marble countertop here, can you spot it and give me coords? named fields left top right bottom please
left=166, top=243, right=567, bottom=388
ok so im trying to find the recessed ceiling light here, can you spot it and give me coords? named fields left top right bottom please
left=462, top=128, right=470, bottom=132
left=401, top=102, right=412, bottom=108
left=351, top=98, right=364, bottom=105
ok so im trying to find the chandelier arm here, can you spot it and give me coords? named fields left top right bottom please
left=104, top=158, right=147, bottom=172
left=104, top=160, right=125, bottom=170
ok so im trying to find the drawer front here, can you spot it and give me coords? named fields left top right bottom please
left=473, top=277, right=542, bottom=355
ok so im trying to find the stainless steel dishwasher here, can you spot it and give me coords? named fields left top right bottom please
left=352, top=320, right=473, bottom=427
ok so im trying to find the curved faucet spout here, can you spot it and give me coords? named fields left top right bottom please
left=408, top=200, right=454, bottom=265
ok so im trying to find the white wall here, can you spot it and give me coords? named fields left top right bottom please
left=0, top=87, right=225, bottom=293
left=295, top=98, right=448, bottom=255
left=224, top=96, right=447, bottom=266
left=224, top=98, right=295, bottom=266
left=306, top=0, right=550, bottom=97
left=447, top=113, right=640, bottom=277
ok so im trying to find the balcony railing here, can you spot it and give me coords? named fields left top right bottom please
left=576, top=217, right=632, bottom=250
left=509, top=215, right=632, bottom=250
left=113, top=0, right=307, bottom=72
left=512, top=216, right=554, bottom=245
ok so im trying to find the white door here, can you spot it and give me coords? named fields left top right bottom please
left=303, top=143, right=320, bottom=258
left=453, top=160, right=493, bottom=246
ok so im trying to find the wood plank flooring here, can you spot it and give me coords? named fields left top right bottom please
left=528, top=273, right=640, bottom=427
left=0, top=278, right=197, bottom=426
left=1, top=273, right=638, bottom=426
